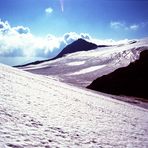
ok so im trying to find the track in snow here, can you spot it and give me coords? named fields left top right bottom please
left=0, top=64, right=148, bottom=147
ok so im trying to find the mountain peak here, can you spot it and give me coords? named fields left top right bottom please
left=15, top=38, right=98, bottom=67
left=76, top=38, right=90, bottom=43
left=56, top=38, right=98, bottom=58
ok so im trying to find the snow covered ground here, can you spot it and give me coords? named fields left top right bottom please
left=0, top=64, right=148, bottom=147
left=67, top=61, right=85, bottom=66
left=68, top=65, right=106, bottom=75
left=20, top=38, right=148, bottom=87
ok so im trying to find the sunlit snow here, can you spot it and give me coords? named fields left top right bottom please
left=20, top=38, right=148, bottom=87
left=0, top=64, right=148, bottom=147
left=68, top=65, right=106, bottom=75
left=67, top=61, right=85, bottom=66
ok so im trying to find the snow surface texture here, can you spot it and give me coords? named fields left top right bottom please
left=20, top=38, right=148, bottom=87
left=0, top=64, right=148, bottom=147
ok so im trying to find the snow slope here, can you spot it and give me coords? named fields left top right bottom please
left=20, top=38, right=148, bottom=87
left=0, top=64, right=148, bottom=147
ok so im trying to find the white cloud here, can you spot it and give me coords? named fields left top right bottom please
left=0, top=19, right=133, bottom=58
left=45, top=7, right=53, bottom=15
left=63, top=32, right=91, bottom=45
left=129, top=24, right=139, bottom=31
left=0, top=20, right=93, bottom=58
left=110, top=21, right=125, bottom=30
left=13, top=26, right=30, bottom=34
left=0, top=19, right=11, bottom=34
left=90, top=38, right=132, bottom=46
left=110, top=21, right=141, bottom=31
left=0, top=20, right=58, bottom=57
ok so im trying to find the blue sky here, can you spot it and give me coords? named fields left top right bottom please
left=1, top=0, right=148, bottom=39
left=0, top=0, right=148, bottom=65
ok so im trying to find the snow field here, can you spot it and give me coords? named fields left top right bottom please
left=0, top=64, right=148, bottom=147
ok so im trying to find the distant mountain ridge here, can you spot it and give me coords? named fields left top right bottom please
left=15, top=38, right=99, bottom=67
left=87, top=50, right=148, bottom=99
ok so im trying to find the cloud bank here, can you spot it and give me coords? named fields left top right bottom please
left=0, top=20, right=94, bottom=58
left=1, top=19, right=141, bottom=59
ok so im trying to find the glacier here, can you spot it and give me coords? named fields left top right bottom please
left=20, top=38, right=148, bottom=87
left=0, top=64, right=148, bottom=147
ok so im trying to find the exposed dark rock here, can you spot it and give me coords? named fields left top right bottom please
left=55, top=38, right=98, bottom=58
left=87, top=50, right=148, bottom=99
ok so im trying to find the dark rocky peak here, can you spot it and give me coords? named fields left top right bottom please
left=56, top=38, right=98, bottom=58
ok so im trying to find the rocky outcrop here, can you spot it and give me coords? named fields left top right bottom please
left=87, top=50, right=148, bottom=99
